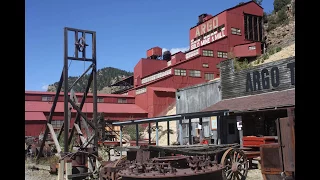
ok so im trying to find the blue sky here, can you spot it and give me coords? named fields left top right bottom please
left=25, top=0, right=274, bottom=91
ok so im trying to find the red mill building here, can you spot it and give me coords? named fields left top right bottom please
left=25, top=1, right=264, bottom=136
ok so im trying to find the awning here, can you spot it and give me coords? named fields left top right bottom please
left=203, top=88, right=295, bottom=114
left=25, top=112, right=47, bottom=121
left=150, top=87, right=176, bottom=92
left=25, top=101, right=148, bottom=114
left=111, top=110, right=228, bottom=125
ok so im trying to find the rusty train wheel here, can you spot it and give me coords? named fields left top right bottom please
left=220, top=148, right=248, bottom=180
left=100, top=156, right=127, bottom=180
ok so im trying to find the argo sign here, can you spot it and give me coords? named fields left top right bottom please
left=219, top=57, right=295, bottom=99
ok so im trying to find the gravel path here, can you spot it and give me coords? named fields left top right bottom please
left=25, top=163, right=57, bottom=180
left=247, top=169, right=263, bottom=180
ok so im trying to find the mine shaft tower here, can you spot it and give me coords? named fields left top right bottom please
left=38, top=27, right=98, bottom=157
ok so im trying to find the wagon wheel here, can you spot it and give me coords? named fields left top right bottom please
left=220, top=148, right=248, bottom=180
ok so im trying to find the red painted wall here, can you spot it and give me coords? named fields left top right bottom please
left=189, top=12, right=227, bottom=42
left=226, top=3, right=263, bottom=50
left=234, top=42, right=262, bottom=57
left=25, top=94, right=135, bottom=104
left=134, top=59, right=167, bottom=87
left=134, top=92, right=149, bottom=112
left=44, top=112, right=147, bottom=122
left=133, top=58, right=221, bottom=100
left=151, top=91, right=176, bottom=117
left=171, top=52, right=186, bottom=66
left=25, top=122, right=46, bottom=137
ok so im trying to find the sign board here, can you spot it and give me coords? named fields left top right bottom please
left=190, top=27, right=226, bottom=50
left=220, top=57, right=295, bottom=99
left=236, top=116, right=242, bottom=130
left=210, top=116, right=217, bottom=130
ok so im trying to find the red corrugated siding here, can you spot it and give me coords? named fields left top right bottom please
left=25, top=112, right=47, bottom=121
left=152, top=91, right=176, bottom=117
left=134, top=59, right=167, bottom=87
left=147, top=88, right=154, bottom=117
left=128, top=90, right=135, bottom=96
left=226, top=3, right=263, bottom=49
left=234, top=42, right=261, bottom=57
left=134, top=92, right=149, bottom=111
left=171, top=52, right=185, bottom=66
left=44, top=113, right=147, bottom=122
left=200, top=38, right=229, bottom=56
left=26, top=101, right=147, bottom=114
left=25, top=123, right=46, bottom=137
left=26, top=94, right=135, bottom=103
left=189, top=11, right=227, bottom=42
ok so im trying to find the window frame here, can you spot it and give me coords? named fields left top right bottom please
left=189, top=70, right=201, bottom=77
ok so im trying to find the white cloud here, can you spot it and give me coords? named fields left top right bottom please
left=162, top=46, right=189, bottom=55
left=41, top=84, right=49, bottom=90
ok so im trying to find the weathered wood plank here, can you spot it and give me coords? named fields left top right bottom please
left=47, top=123, right=61, bottom=153
left=220, top=57, right=295, bottom=99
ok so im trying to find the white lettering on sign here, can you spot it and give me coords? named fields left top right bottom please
left=185, top=49, right=200, bottom=60
left=141, top=69, right=172, bottom=84
left=135, top=87, right=146, bottom=95
left=190, top=27, right=226, bottom=50
left=248, top=46, right=256, bottom=50
left=195, top=17, right=219, bottom=38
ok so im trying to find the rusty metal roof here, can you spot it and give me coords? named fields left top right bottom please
left=202, top=89, right=295, bottom=113
left=25, top=101, right=148, bottom=114
left=25, top=112, right=47, bottom=121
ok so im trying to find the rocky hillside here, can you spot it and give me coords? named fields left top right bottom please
left=234, top=0, right=295, bottom=69
left=47, top=67, right=133, bottom=94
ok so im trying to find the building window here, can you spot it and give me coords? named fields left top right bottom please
left=231, top=27, right=241, bottom=35
left=174, top=69, right=186, bottom=76
left=249, top=46, right=256, bottom=50
left=42, top=96, right=52, bottom=102
left=202, top=63, right=209, bottom=68
left=52, top=120, right=63, bottom=129
left=217, top=51, right=228, bottom=58
left=189, top=70, right=201, bottom=77
left=118, top=98, right=127, bottom=103
left=202, top=50, right=213, bottom=57
left=205, top=73, right=214, bottom=80
left=97, top=98, right=104, bottom=103
left=244, top=13, right=263, bottom=41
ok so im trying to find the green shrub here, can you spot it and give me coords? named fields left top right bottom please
left=277, top=7, right=288, bottom=24
left=274, top=0, right=291, bottom=12
left=257, top=58, right=261, bottom=64
left=263, top=12, right=268, bottom=23
left=275, top=47, right=282, bottom=52
left=269, top=49, right=275, bottom=55
left=263, top=54, right=269, bottom=60
left=266, top=15, right=278, bottom=31
left=233, top=58, right=252, bottom=72
left=123, top=124, right=145, bottom=141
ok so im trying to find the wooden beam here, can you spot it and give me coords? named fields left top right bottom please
left=47, top=123, right=61, bottom=153
left=74, top=123, right=86, bottom=144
